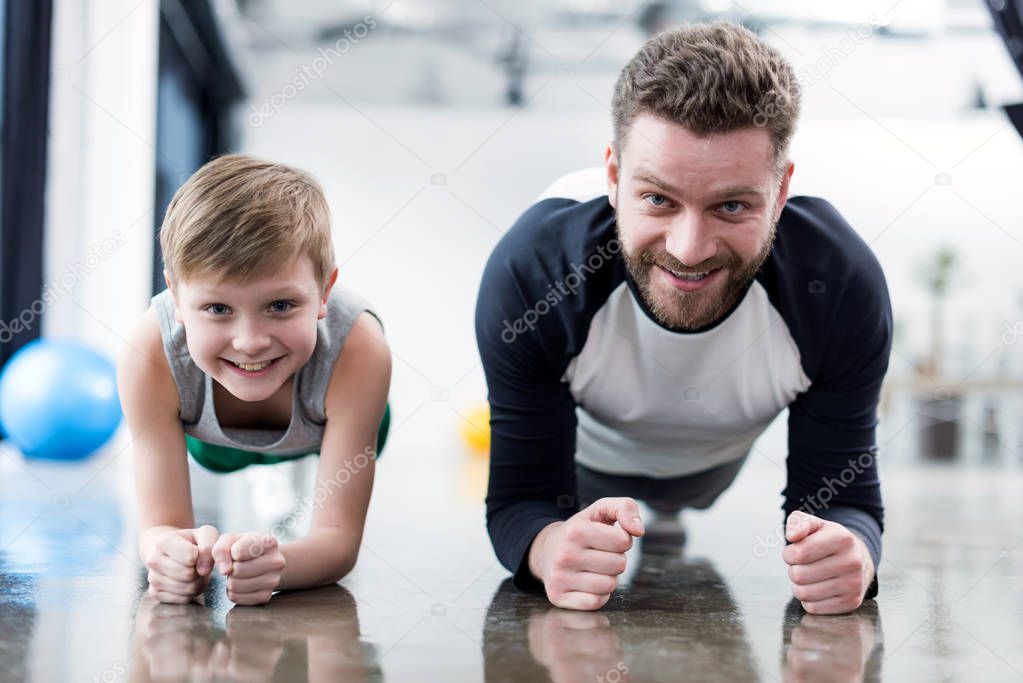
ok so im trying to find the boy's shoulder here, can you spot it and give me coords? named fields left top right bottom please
left=117, top=306, right=179, bottom=414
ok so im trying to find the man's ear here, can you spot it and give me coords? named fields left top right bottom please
left=773, top=161, right=795, bottom=223
left=604, top=143, right=620, bottom=210
left=164, top=269, right=184, bottom=325
left=318, top=266, right=339, bottom=320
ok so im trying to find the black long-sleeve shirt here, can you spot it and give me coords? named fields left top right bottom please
left=475, top=180, right=892, bottom=596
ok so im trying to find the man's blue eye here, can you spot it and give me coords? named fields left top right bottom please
left=644, top=194, right=669, bottom=207
left=720, top=201, right=745, bottom=214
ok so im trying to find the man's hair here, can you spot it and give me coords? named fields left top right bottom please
left=611, top=22, right=801, bottom=172
left=160, top=154, right=334, bottom=290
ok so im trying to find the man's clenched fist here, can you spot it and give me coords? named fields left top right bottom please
left=528, top=497, right=645, bottom=610
left=783, top=510, right=875, bottom=615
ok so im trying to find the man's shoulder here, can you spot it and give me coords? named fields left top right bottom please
left=771, top=195, right=883, bottom=281
left=761, top=195, right=892, bottom=384
left=476, top=174, right=625, bottom=366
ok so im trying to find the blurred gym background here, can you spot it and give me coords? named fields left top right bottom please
left=0, top=1, right=1022, bottom=680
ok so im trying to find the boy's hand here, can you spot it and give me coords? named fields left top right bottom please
left=144, top=525, right=218, bottom=604
left=213, top=532, right=286, bottom=606
left=783, top=511, right=875, bottom=615
left=530, top=497, right=645, bottom=611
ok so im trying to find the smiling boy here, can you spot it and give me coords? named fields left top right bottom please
left=118, top=155, right=391, bottom=605
left=476, top=23, right=892, bottom=613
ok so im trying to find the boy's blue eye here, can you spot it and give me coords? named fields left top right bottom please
left=270, top=300, right=294, bottom=313
left=206, top=303, right=230, bottom=315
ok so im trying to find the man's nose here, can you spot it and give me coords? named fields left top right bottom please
left=664, top=213, right=717, bottom=268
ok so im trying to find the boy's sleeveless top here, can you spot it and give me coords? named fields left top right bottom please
left=151, top=286, right=375, bottom=456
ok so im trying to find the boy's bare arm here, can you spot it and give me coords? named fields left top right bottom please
left=117, top=308, right=198, bottom=560
left=277, top=311, right=391, bottom=590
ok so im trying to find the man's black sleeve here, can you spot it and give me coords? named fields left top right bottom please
left=783, top=246, right=893, bottom=600
left=474, top=206, right=584, bottom=591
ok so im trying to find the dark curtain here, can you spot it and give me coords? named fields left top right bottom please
left=987, top=0, right=1023, bottom=139
left=0, top=0, right=51, bottom=366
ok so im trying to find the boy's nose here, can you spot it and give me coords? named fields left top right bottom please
left=232, top=328, right=272, bottom=357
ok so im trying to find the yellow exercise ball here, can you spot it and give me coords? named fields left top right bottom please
left=459, top=401, right=490, bottom=455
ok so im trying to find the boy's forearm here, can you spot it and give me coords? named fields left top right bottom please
left=277, top=527, right=359, bottom=591
left=138, top=524, right=184, bottom=560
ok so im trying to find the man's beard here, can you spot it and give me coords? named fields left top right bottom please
left=618, top=219, right=777, bottom=332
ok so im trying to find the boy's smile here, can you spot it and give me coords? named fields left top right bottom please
left=167, top=254, right=334, bottom=402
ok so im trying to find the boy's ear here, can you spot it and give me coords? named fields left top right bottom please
left=164, top=269, right=184, bottom=325
left=318, top=266, right=339, bottom=320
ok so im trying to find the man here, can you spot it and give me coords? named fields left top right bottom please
left=475, top=22, right=891, bottom=614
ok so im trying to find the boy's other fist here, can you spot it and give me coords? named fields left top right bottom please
left=144, top=525, right=218, bottom=604
left=213, top=532, right=286, bottom=606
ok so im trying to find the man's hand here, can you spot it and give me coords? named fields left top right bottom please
left=783, top=510, right=874, bottom=615
left=144, top=525, right=218, bottom=604
left=529, top=497, right=645, bottom=611
left=213, top=532, right=286, bottom=606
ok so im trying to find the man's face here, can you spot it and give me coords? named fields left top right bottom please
left=168, top=254, right=335, bottom=402
left=607, top=114, right=793, bottom=331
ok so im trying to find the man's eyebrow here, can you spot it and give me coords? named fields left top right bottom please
left=633, top=171, right=766, bottom=200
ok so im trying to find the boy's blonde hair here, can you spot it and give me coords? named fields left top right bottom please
left=160, top=154, right=335, bottom=291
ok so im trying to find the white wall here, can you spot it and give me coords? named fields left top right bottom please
left=44, top=0, right=160, bottom=354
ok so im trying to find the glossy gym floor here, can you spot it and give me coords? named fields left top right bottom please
left=1, top=408, right=1021, bottom=681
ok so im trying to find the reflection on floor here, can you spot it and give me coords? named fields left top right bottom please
left=0, top=447, right=1020, bottom=681
left=484, top=556, right=882, bottom=683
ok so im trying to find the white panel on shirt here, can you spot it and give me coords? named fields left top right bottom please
left=563, top=281, right=811, bottom=478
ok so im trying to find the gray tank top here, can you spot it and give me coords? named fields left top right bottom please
left=151, top=286, right=376, bottom=455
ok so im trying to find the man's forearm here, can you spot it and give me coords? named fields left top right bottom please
left=277, top=527, right=359, bottom=591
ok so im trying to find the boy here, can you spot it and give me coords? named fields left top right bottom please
left=118, top=154, right=391, bottom=605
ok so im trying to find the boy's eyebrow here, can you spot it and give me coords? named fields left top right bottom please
left=195, top=283, right=314, bottom=299
left=632, top=170, right=766, bottom=200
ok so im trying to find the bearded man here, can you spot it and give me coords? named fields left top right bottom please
left=475, top=22, right=891, bottom=614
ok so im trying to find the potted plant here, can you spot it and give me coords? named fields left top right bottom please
left=915, top=246, right=961, bottom=461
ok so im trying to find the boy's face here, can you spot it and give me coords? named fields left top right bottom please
left=168, top=254, right=336, bottom=402
left=606, top=113, right=793, bottom=331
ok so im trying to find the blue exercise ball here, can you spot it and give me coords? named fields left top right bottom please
left=0, top=339, right=122, bottom=461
